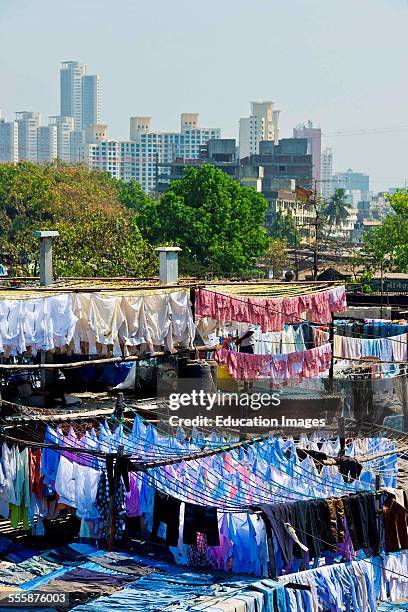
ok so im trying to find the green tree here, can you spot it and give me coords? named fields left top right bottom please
left=115, top=178, right=152, bottom=213
left=138, top=164, right=269, bottom=276
left=49, top=208, right=157, bottom=277
left=0, top=162, right=156, bottom=277
left=262, top=238, right=289, bottom=279
left=323, top=187, right=349, bottom=236
left=269, top=212, right=300, bottom=247
left=364, top=190, right=408, bottom=272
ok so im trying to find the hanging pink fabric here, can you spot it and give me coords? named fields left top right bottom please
left=195, top=286, right=347, bottom=332
left=215, top=344, right=332, bottom=381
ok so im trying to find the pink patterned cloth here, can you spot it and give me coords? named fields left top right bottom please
left=195, top=286, right=347, bottom=332
left=215, top=344, right=332, bottom=381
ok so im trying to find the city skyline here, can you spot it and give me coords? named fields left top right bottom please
left=0, top=60, right=382, bottom=192
left=1, top=0, right=408, bottom=190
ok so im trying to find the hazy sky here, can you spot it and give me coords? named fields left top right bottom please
left=1, top=0, right=408, bottom=191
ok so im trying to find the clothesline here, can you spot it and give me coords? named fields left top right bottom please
left=121, top=401, right=405, bottom=478
left=195, top=286, right=347, bottom=332
left=0, top=411, right=401, bottom=582
left=3, top=399, right=405, bottom=476
left=111, top=408, right=403, bottom=488
left=7, top=421, right=396, bottom=502
left=0, top=289, right=195, bottom=358
left=0, top=345, right=212, bottom=371
left=215, top=345, right=332, bottom=381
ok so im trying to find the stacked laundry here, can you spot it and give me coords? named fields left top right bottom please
left=0, top=290, right=195, bottom=357
left=0, top=540, right=406, bottom=611
left=0, top=544, right=159, bottom=609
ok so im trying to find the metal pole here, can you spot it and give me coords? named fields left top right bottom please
left=313, top=209, right=319, bottom=280
left=107, top=444, right=124, bottom=550
left=329, top=315, right=335, bottom=381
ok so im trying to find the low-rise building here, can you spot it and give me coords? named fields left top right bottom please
left=264, top=180, right=317, bottom=243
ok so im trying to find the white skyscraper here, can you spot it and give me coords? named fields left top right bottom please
left=16, top=111, right=41, bottom=162
left=49, top=116, right=75, bottom=162
left=0, top=118, right=18, bottom=163
left=239, top=101, right=280, bottom=159
left=82, top=75, right=101, bottom=128
left=82, top=113, right=221, bottom=194
left=60, top=61, right=86, bottom=129
left=60, top=61, right=100, bottom=130
left=37, top=125, right=57, bottom=162
left=321, top=147, right=333, bottom=201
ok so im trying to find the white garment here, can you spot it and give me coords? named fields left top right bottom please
left=71, top=462, right=100, bottom=519
left=390, top=333, right=408, bottom=362
left=0, top=295, right=78, bottom=356
left=0, top=443, right=15, bottom=517
left=0, top=290, right=194, bottom=357
left=48, top=294, right=78, bottom=349
left=55, top=455, right=75, bottom=506
left=281, top=326, right=296, bottom=354
left=238, top=323, right=256, bottom=348
left=90, top=295, right=126, bottom=356
left=169, top=291, right=195, bottom=348
left=143, top=294, right=173, bottom=352
left=336, top=335, right=362, bottom=360
left=119, top=296, right=150, bottom=351
left=1, top=300, right=26, bottom=355
left=255, top=331, right=281, bottom=355
left=384, top=552, right=408, bottom=602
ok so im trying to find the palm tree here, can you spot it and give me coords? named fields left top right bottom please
left=324, top=188, right=350, bottom=237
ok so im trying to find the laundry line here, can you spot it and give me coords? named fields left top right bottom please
left=0, top=345, right=215, bottom=370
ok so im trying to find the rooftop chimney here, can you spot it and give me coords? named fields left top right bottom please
left=34, top=231, right=59, bottom=286
left=156, top=247, right=181, bottom=284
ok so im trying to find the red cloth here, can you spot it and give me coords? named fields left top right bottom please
left=196, top=286, right=347, bottom=332
left=215, top=344, right=332, bottom=381
left=29, top=448, right=43, bottom=500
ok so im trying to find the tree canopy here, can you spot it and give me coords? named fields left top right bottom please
left=0, top=162, right=156, bottom=277
left=364, top=190, right=408, bottom=272
left=268, top=212, right=300, bottom=247
left=50, top=208, right=156, bottom=278
left=323, top=188, right=349, bottom=236
left=114, top=178, right=152, bottom=213
left=262, top=238, right=289, bottom=279
left=137, top=164, right=269, bottom=276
